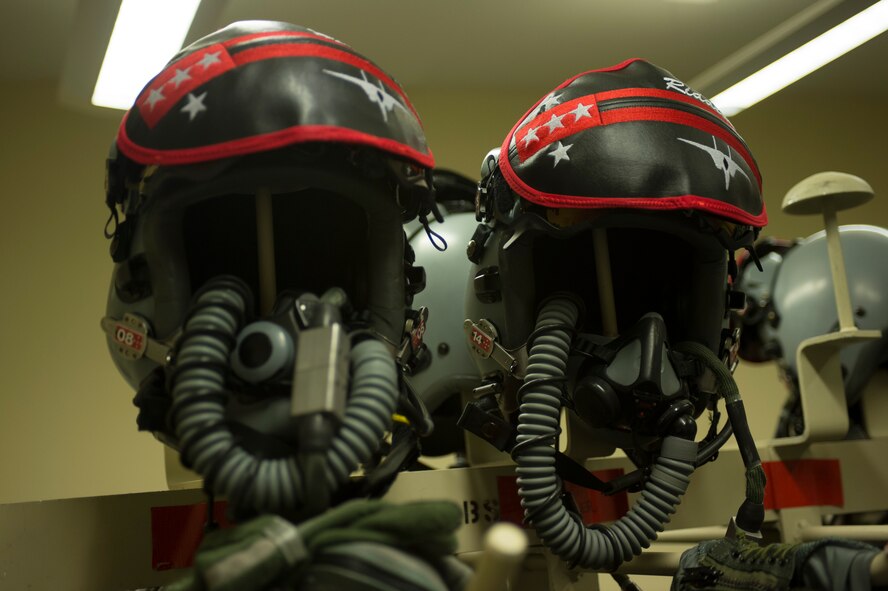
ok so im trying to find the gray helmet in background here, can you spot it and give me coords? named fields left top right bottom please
left=769, top=225, right=888, bottom=406
left=405, top=170, right=482, bottom=456
left=735, top=237, right=798, bottom=362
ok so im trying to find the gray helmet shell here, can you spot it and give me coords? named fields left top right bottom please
left=405, top=207, right=481, bottom=412
left=770, top=224, right=888, bottom=403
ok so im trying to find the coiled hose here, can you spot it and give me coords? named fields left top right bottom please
left=514, top=296, right=699, bottom=569
left=170, top=277, right=399, bottom=515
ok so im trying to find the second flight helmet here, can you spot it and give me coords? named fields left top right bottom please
left=465, top=59, right=767, bottom=569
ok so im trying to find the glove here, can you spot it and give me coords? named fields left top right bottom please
left=161, top=499, right=464, bottom=591
left=672, top=531, right=882, bottom=591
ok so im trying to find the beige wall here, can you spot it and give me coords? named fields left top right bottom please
left=1, top=80, right=887, bottom=504
left=0, top=82, right=168, bottom=504
left=731, top=90, right=888, bottom=239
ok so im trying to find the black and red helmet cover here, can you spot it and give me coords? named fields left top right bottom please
left=116, top=21, right=433, bottom=170
left=499, top=58, right=765, bottom=228
left=104, top=21, right=436, bottom=360
left=482, top=60, right=768, bottom=355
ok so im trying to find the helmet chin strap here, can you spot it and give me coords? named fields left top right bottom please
left=256, top=187, right=277, bottom=316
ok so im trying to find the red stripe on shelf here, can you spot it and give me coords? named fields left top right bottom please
left=762, top=459, right=844, bottom=511
left=150, top=501, right=231, bottom=571
left=497, top=469, right=629, bottom=527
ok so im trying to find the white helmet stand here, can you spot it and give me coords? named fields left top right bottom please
left=778, top=172, right=881, bottom=445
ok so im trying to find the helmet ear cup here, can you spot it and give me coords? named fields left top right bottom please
left=113, top=254, right=152, bottom=303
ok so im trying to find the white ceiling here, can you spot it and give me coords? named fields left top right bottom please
left=2, top=0, right=887, bottom=122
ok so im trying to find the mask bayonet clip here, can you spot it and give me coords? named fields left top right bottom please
left=101, top=313, right=173, bottom=366
left=464, top=319, right=527, bottom=378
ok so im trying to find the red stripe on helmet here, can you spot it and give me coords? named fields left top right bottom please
left=595, top=87, right=734, bottom=128
left=136, top=44, right=236, bottom=129
left=514, top=89, right=736, bottom=164
left=222, top=30, right=350, bottom=49
left=232, top=43, right=422, bottom=123
left=498, top=142, right=767, bottom=228
left=515, top=97, right=602, bottom=161
left=599, top=107, right=761, bottom=188
left=506, top=59, right=646, bottom=155
left=117, top=112, right=434, bottom=169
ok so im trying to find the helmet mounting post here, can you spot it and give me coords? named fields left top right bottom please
left=255, top=187, right=277, bottom=317
left=592, top=227, right=618, bottom=337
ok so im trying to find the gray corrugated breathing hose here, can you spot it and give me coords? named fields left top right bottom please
left=514, top=296, right=699, bottom=569
left=170, top=277, right=399, bottom=515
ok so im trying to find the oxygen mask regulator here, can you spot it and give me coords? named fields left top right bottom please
left=228, top=288, right=350, bottom=426
left=461, top=293, right=766, bottom=571
left=569, top=312, right=699, bottom=440
left=227, top=287, right=352, bottom=500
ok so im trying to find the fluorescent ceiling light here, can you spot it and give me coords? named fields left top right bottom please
left=711, top=0, right=888, bottom=116
left=92, top=0, right=202, bottom=110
